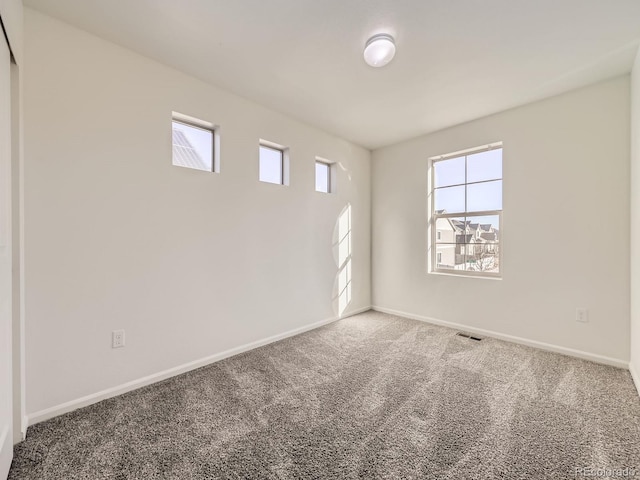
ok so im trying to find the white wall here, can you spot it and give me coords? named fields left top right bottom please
left=372, top=77, right=630, bottom=364
left=23, top=9, right=371, bottom=418
left=631, top=48, right=640, bottom=389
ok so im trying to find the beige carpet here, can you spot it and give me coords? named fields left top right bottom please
left=9, top=311, right=640, bottom=479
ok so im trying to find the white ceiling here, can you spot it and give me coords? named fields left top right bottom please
left=24, top=0, right=640, bottom=149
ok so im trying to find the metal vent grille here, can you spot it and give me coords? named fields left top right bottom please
left=456, top=332, right=482, bottom=341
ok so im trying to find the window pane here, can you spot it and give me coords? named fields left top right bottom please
left=172, top=121, right=213, bottom=171
left=259, top=146, right=283, bottom=184
left=435, top=243, right=457, bottom=270
left=467, top=180, right=502, bottom=212
left=434, top=185, right=465, bottom=213
left=464, top=214, right=500, bottom=243
left=435, top=216, right=464, bottom=244
left=465, top=244, right=499, bottom=273
left=467, top=149, right=502, bottom=183
left=315, top=162, right=330, bottom=193
left=463, top=214, right=500, bottom=273
left=434, top=156, right=465, bottom=187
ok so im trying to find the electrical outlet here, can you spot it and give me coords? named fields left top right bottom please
left=112, top=329, right=125, bottom=348
left=576, top=308, right=588, bottom=323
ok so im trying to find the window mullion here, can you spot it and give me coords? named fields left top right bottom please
left=464, top=154, right=468, bottom=272
left=464, top=154, right=468, bottom=215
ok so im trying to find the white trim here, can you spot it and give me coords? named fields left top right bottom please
left=0, top=425, right=10, bottom=479
left=429, top=141, right=503, bottom=162
left=25, top=306, right=371, bottom=429
left=630, top=361, right=640, bottom=396
left=20, top=414, right=26, bottom=440
left=371, top=306, right=628, bottom=368
left=343, top=306, right=371, bottom=317
left=18, top=67, right=26, bottom=442
left=171, top=111, right=215, bottom=131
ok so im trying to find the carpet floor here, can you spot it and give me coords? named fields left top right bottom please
left=9, top=311, right=640, bottom=479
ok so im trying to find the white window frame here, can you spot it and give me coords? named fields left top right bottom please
left=171, top=112, right=220, bottom=173
left=259, top=139, right=290, bottom=186
left=315, top=157, right=335, bottom=194
left=428, top=142, right=503, bottom=279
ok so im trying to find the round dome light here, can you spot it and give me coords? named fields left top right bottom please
left=363, top=34, right=396, bottom=68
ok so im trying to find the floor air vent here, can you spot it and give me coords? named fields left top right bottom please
left=456, top=332, right=482, bottom=341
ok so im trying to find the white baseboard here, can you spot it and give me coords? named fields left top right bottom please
left=630, top=361, right=640, bottom=396
left=26, top=306, right=371, bottom=429
left=372, top=306, right=628, bottom=369
left=344, top=306, right=372, bottom=317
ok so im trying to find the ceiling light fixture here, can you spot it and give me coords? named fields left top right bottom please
left=363, top=34, right=396, bottom=68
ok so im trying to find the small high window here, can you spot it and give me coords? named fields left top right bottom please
left=259, top=141, right=289, bottom=185
left=315, top=161, right=331, bottom=193
left=171, top=113, right=217, bottom=172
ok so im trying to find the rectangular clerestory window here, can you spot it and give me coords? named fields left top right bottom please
left=259, top=140, right=289, bottom=185
left=171, top=112, right=218, bottom=172
left=315, top=159, right=336, bottom=193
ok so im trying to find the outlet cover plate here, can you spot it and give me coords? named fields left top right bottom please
left=112, top=329, right=125, bottom=348
left=576, top=308, right=589, bottom=323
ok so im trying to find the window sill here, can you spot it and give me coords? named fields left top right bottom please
left=429, top=270, right=502, bottom=281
